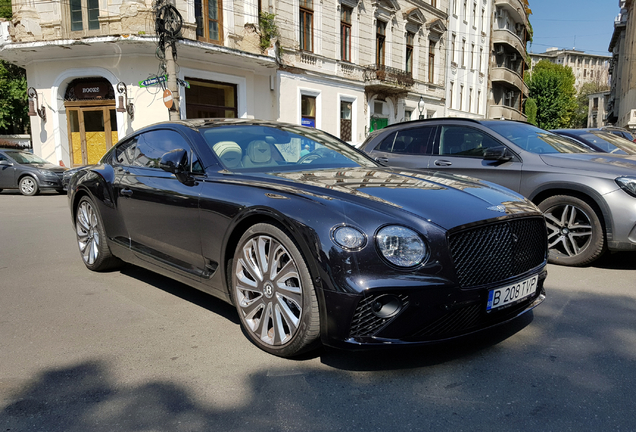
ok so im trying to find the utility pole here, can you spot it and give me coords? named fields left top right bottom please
left=155, top=0, right=183, bottom=120
left=165, top=44, right=180, bottom=120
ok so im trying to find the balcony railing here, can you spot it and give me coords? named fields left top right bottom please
left=363, top=65, right=414, bottom=87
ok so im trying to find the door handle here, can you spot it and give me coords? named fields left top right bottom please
left=120, top=189, right=133, bottom=197
left=115, top=167, right=130, bottom=175
left=434, top=160, right=452, bottom=167
left=375, top=157, right=389, bottom=164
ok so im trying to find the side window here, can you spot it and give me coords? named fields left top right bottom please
left=0, top=154, right=7, bottom=161
left=374, top=126, right=435, bottom=155
left=114, top=137, right=139, bottom=166
left=436, top=126, right=501, bottom=157
left=131, top=130, right=193, bottom=169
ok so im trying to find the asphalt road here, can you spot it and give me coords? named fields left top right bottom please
left=1, top=191, right=635, bottom=432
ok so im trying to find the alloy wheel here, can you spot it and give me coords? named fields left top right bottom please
left=76, top=200, right=101, bottom=265
left=20, top=178, right=36, bottom=195
left=544, top=204, right=593, bottom=258
left=234, top=235, right=303, bottom=346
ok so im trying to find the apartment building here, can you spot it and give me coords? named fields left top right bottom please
left=487, top=0, right=530, bottom=121
left=445, top=0, right=491, bottom=118
left=607, top=0, right=636, bottom=131
left=528, top=48, right=611, bottom=92
left=0, top=0, right=449, bottom=166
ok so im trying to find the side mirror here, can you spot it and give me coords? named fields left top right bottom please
left=483, top=146, right=512, bottom=162
left=159, top=149, right=188, bottom=174
left=0, top=160, right=12, bottom=166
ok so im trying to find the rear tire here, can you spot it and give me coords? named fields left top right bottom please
left=231, top=223, right=320, bottom=358
left=75, top=196, right=121, bottom=271
left=19, top=176, right=39, bottom=196
left=538, top=195, right=605, bottom=266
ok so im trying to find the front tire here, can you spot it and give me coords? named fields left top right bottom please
left=75, top=196, right=120, bottom=271
left=19, top=176, right=39, bottom=196
left=538, top=195, right=605, bottom=266
left=231, top=223, right=320, bottom=357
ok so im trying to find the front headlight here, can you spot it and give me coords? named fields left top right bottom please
left=38, top=169, right=58, bottom=177
left=376, top=225, right=427, bottom=267
left=616, top=176, right=636, bottom=198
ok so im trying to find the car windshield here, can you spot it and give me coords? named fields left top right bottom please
left=487, top=122, right=593, bottom=154
left=201, top=124, right=378, bottom=172
left=586, top=131, right=636, bottom=155
left=4, top=150, right=50, bottom=164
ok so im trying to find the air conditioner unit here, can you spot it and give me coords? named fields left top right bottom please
left=496, top=46, right=505, bottom=55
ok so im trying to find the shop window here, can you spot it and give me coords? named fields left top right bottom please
left=341, top=6, right=352, bottom=61
left=301, top=95, right=316, bottom=127
left=185, top=78, right=237, bottom=118
left=195, top=0, right=223, bottom=43
left=300, top=0, right=314, bottom=52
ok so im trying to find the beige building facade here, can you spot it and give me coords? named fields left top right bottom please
left=0, top=0, right=451, bottom=166
left=528, top=48, right=611, bottom=92
left=607, top=0, right=636, bottom=131
left=486, top=0, right=531, bottom=121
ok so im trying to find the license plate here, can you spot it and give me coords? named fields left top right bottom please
left=487, top=275, right=539, bottom=311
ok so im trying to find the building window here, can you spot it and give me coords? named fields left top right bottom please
left=341, top=5, right=352, bottom=61
left=459, top=85, right=464, bottom=111
left=300, top=0, right=314, bottom=52
left=431, top=0, right=436, bottom=7
left=301, top=95, right=317, bottom=127
left=479, top=47, right=483, bottom=72
left=450, top=82, right=454, bottom=109
left=451, top=34, right=456, bottom=64
left=69, top=0, right=99, bottom=32
left=376, top=21, right=386, bottom=66
left=593, top=97, right=599, bottom=109
left=461, top=39, right=466, bottom=67
left=471, top=43, right=475, bottom=69
left=428, top=41, right=435, bottom=83
left=481, top=9, right=485, bottom=33
left=195, top=0, right=223, bottom=42
left=463, top=0, right=467, bottom=21
left=185, top=78, right=237, bottom=118
left=405, top=110, right=412, bottom=121
left=453, top=0, right=457, bottom=15
left=340, top=101, right=352, bottom=141
left=469, top=88, right=473, bottom=113
left=584, top=69, right=587, bottom=77
left=472, top=3, right=477, bottom=27
left=477, top=90, right=481, bottom=114
left=406, top=32, right=414, bottom=74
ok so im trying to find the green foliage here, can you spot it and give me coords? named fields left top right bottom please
left=258, top=12, right=279, bottom=51
left=0, top=61, right=29, bottom=134
left=571, top=82, right=610, bottom=128
left=524, top=97, right=537, bottom=125
left=526, top=60, right=577, bottom=129
left=0, top=0, right=11, bottom=19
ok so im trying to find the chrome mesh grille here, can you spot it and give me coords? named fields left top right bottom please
left=448, top=217, right=547, bottom=288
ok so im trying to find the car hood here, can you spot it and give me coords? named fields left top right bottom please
left=248, top=167, right=539, bottom=230
left=539, top=153, right=636, bottom=175
left=29, top=163, right=67, bottom=173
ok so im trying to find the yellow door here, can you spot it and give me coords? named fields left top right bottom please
left=66, top=104, right=118, bottom=166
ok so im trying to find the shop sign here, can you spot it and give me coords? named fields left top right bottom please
left=301, top=118, right=316, bottom=128
left=73, top=81, right=110, bottom=99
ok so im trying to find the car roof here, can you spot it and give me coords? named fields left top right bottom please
left=365, top=117, right=532, bottom=132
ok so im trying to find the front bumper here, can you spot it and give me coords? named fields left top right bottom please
left=321, top=268, right=547, bottom=349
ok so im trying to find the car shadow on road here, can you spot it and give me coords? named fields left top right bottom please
left=591, top=251, right=636, bottom=270
left=119, top=264, right=240, bottom=325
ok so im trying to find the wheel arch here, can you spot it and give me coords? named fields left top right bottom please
left=529, top=184, right=612, bottom=241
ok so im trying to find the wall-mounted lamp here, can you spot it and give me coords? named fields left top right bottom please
left=116, top=82, right=134, bottom=120
left=27, top=87, right=46, bottom=122
left=418, top=95, right=425, bottom=120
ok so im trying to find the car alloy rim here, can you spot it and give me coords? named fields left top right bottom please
left=21, top=178, right=35, bottom=194
left=544, top=204, right=593, bottom=257
left=235, top=235, right=302, bottom=346
left=76, top=201, right=100, bottom=265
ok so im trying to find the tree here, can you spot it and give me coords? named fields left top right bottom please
left=525, top=60, right=577, bottom=130
left=572, top=82, right=610, bottom=128
left=0, top=0, right=29, bottom=135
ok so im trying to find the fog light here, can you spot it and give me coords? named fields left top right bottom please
left=370, top=294, right=403, bottom=318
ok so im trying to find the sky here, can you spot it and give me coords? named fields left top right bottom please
left=527, top=0, right=619, bottom=56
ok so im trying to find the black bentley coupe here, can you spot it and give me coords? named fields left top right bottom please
left=67, top=119, right=548, bottom=357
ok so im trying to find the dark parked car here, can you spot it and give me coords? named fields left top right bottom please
left=600, top=126, right=636, bottom=142
left=0, top=148, right=67, bottom=195
left=551, top=128, right=636, bottom=155
left=360, top=118, right=636, bottom=266
left=68, top=119, right=548, bottom=357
